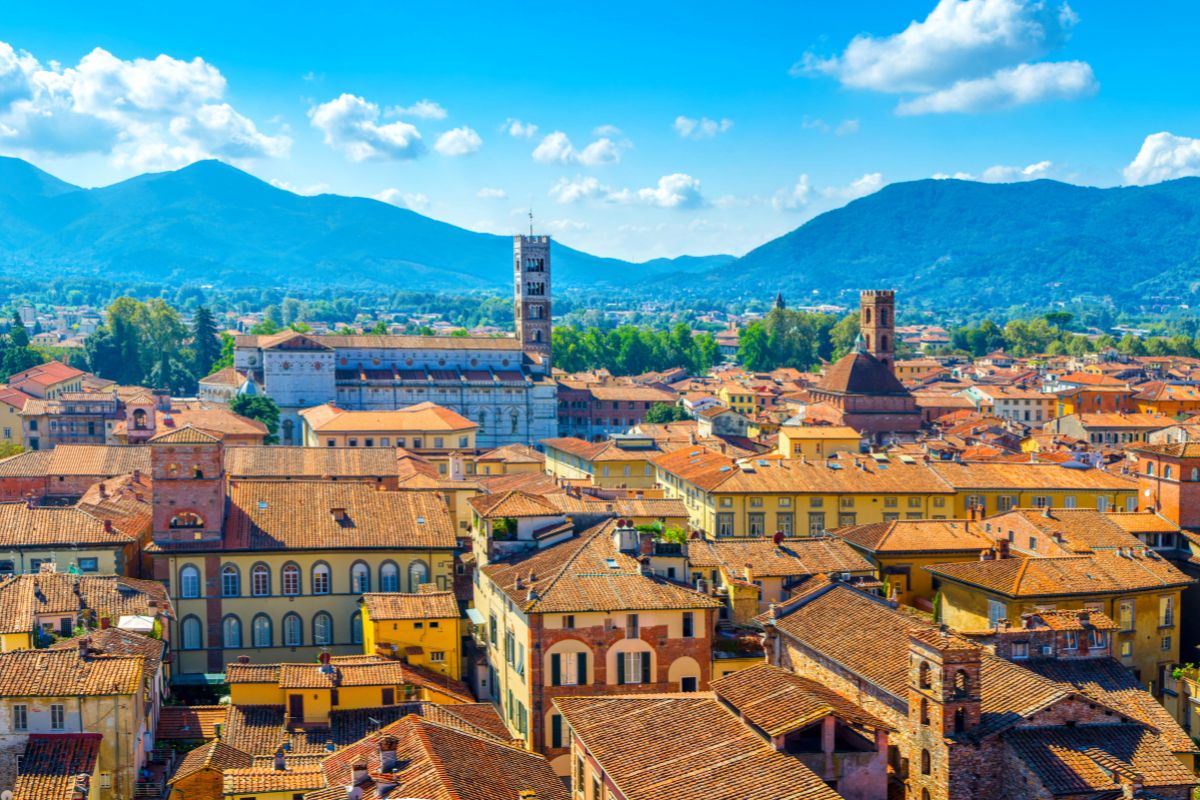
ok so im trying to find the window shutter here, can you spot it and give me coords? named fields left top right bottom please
left=550, top=653, right=561, bottom=686
left=617, top=653, right=626, bottom=685
left=551, top=713, right=563, bottom=748
left=641, top=652, right=651, bottom=684
left=577, top=652, right=588, bottom=685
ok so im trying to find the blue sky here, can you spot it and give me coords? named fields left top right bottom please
left=2, top=1, right=1199, bottom=260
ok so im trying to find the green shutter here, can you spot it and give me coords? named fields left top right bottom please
left=551, top=713, right=563, bottom=748
left=641, top=651, right=651, bottom=684
left=550, top=653, right=561, bottom=686
left=617, top=653, right=626, bottom=685
left=577, top=651, right=588, bottom=685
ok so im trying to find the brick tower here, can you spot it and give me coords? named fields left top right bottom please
left=149, top=426, right=226, bottom=546
left=514, top=232, right=552, bottom=369
left=906, top=629, right=982, bottom=800
left=860, top=290, right=895, bottom=372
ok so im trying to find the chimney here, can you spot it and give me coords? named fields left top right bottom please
left=238, top=655, right=250, bottom=664
left=351, top=763, right=370, bottom=786
left=99, top=616, right=110, bottom=630
left=103, top=519, right=113, bottom=534
left=132, top=468, right=141, bottom=483
left=980, top=548, right=994, bottom=561
left=638, top=531, right=654, bottom=557
left=379, top=735, right=398, bottom=772
left=1041, top=505, right=1052, bottom=518
left=997, top=538, right=1011, bottom=559
left=24, top=494, right=34, bottom=509
left=743, top=563, right=754, bottom=583
left=98, top=483, right=107, bottom=500
left=638, top=556, right=652, bottom=576
left=274, top=748, right=287, bottom=771
left=77, top=637, right=91, bottom=660
left=331, top=507, right=348, bottom=522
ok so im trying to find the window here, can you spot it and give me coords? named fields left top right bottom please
left=1063, top=495, right=1077, bottom=509
left=838, top=512, right=857, bottom=527
left=311, top=563, right=331, bottom=595
left=551, top=713, right=564, bottom=749
left=181, top=616, right=202, bottom=649
left=380, top=562, right=400, bottom=592
left=619, top=651, right=650, bottom=684
left=1096, top=496, right=1109, bottom=512
left=682, top=612, right=694, bottom=638
left=1028, top=536, right=1038, bottom=551
left=1065, top=630, right=1078, bottom=650
left=283, top=613, right=302, bottom=646
left=252, top=614, right=272, bottom=647
left=779, top=497, right=792, bottom=507
left=749, top=497, right=763, bottom=508
left=716, top=513, right=734, bottom=537
left=920, top=749, right=931, bottom=775
left=987, top=599, right=1005, bottom=629
left=562, top=615, right=575, bottom=630
left=251, top=564, right=271, bottom=596
left=1119, top=600, right=1134, bottom=631
left=50, top=704, right=65, bottom=730
left=430, top=650, right=445, bottom=663
left=282, top=563, right=301, bottom=596
left=1159, top=595, right=1175, bottom=627
left=1120, top=640, right=1133, bottom=657
left=221, top=564, right=241, bottom=597
left=489, top=614, right=498, bottom=646
left=884, top=496, right=898, bottom=508
left=350, top=562, right=371, bottom=593
left=1162, top=635, right=1173, bottom=651
left=313, top=612, right=333, bottom=645
left=351, top=611, right=363, bottom=645
left=382, top=688, right=395, bottom=705
left=1032, top=496, right=1051, bottom=509
left=747, top=513, right=765, bottom=536
left=13, top=704, right=27, bottom=731
left=777, top=512, right=794, bottom=535
left=180, top=565, right=201, bottom=599
left=409, top=560, right=429, bottom=591
left=919, top=697, right=929, bottom=725
left=1165, top=465, right=1174, bottom=480
left=77, top=557, right=98, bottom=573
left=170, top=511, right=204, bottom=529
left=222, top=615, right=242, bottom=648
left=1011, top=641, right=1029, bottom=659
left=933, top=497, right=945, bottom=508
left=908, top=497, right=921, bottom=509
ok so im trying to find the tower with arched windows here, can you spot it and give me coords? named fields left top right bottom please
left=149, top=425, right=226, bottom=545
left=514, top=233, right=552, bottom=369
left=860, top=289, right=895, bottom=372
left=906, top=628, right=982, bottom=800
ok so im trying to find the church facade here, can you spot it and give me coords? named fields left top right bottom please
left=233, top=235, right=558, bottom=448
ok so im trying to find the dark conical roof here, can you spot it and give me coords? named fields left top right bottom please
left=819, top=351, right=908, bottom=396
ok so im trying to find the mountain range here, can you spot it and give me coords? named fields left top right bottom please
left=3, top=156, right=1200, bottom=312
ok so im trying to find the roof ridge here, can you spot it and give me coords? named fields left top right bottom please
left=523, top=522, right=608, bottom=612
left=408, top=715, right=461, bottom=800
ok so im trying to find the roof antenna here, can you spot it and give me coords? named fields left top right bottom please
left=528, top=207, right=534, bottom=237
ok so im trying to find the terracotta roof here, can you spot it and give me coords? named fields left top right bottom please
left=223, top=762, right=326, bottom=794
left=555, top=694, right=842, bottom=800
left=1004, top=725, right=1197, bottom=795
left=1067, top=412, right=1173, bottom=429
left=227, top=657, right=474, bottom=702
left=1104, top=510, right=1182, bottom=535
left=300, top=401, right=478, bottom=433
left=585, top=384, right=677, bottom=402
left=0, top=501, right=141, bottom=548
left=116, top=406, right=267, bottom=440
left=838, top=518, right=993, bottom=555
left=687, top=537, right=873, bottom=578
left=925, top=551, right=1192, bottom=599
left=483, top=519, right=721, bottom=614
left=711, top=663, right=890, bottom=734
left=468, top=489, right=562, bottom=519
left=170, top=740, right=253, bottom=784
left=238, top=332, right=522, bottom=351
left=155, top=705, right=228, bottom=741
left=47, top=626, right=164, bottom=681
left=7, top=359, right=84, bottom=387
left=476, top=443, right=544, bottom=464
left=819, top=351, right=908, bottom=395
left=0, top=386, right=32, bottom=410
left=198, top=366, right=250, bottom=386
left=611, top=497, right=688, bottom=519
left=0, top=647, right=142, bottom=696
left=361, top=591, right=460, bottom=620
left=223, top=445, right=403, bottom=478
left=0, top=444, right=148, bottom=478
left=927, top=461, right=1137, bottom=491
left=542, top=436, right=662, bottom=462
left=1128, top=441, right=1200, bottom=458
left=148, top=424, right=223, bottom=444
left=148, top=481, right=456, bottom=553
left=989, top=508, right=1163, bottom=554
left=0, top=573, right=170, bottom=635
left=476, top=471, right=562, bottom=496
left=14, top=734, right=102, bottom=799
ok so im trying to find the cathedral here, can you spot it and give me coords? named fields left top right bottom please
left=233, top=235, right=558, bottom=448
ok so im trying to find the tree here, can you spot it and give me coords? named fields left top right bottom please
left=2, top=313, right=39, bottom=376
left=190, top=306, right=221, bottom=379
left=644, top=403, right=691, bottom=424
left=737, top=322, right=771, bottom=371
left=368, top=320, right=389, bottom=335
left=231, top=394, right=280, bottom=444
left=1044, top=311, right=1074, bottom=330
left=210, top=332, right=236, bottom=372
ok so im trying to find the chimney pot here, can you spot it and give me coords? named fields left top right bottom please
left=103, top=519, right=113, bottom=533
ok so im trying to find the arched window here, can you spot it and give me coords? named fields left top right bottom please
left=1192, top=468, right=1199, bottom=482
left=252, top=614, right=272, bottom=648
left=251, top=564, right=271, bottom=596
left=880, top=308, right=889, bottom=327
left=953, top=669, right=969, bottom=699
left=222, top=615, right=242, bottom=648
left=312, top=563, right=331, bottom=595
left=350, top=562, right=371, bottom=594
left=221, top=564, right=240, bottom=597
left=881, top=334, right=889, bottom=352
left=864, top=308, right=872, bottom=324
left=179, top=565, right=201, bottom=599
left=1165, top=465, right=1173, bottom=480
left=282, top=418, right=295, bottom=445
left=380, top=562, right=399, bottom=593
left=921, top=749, right=931, bottom=775
left=171, top=512, right=204, bottom=529
left=132, top=408, right=148, bottom=430
left=478, top=408, right=487, bottom=430
left=313, top=612, right=333, bottom=645
left=408, top=560, right=429, bottom=592
left=282, top=563, right=301, bottom=596
left=922, top=791, right=931, bottom=800
left=283, top=613, right=303, bottom=647
left=954, top=706, right=966, bottom=733
left=193, top=465, right=204, bottom=479
left=919, top=698, right=930, bottom=725
left=1147, top=462, right=1155, bottom=476
left=918, top=661, right=931, bottom=690
left=181, top=616, right=202, bottom=650
left=533, top=329, right=542, bottom=343
left=510, top=409, right=519, bottom=435
left=350, top=611, right=363, bottom=645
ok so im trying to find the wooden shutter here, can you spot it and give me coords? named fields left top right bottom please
left=617, top=652, right=626, bottom=685
left=550, top=653, right=561, bottom=686
left=641, top=652, right=651, bottom=684
left=551, top=713, right=563, bottom=748
left=577, top=651, right=588, bottom=685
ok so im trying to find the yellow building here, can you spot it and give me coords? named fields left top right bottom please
left=0, top=388, right=26, bottom=449
left=360, top=590, right=464, bottom=680
left=472, top=443, right=545, bottom=476
left=926, top=461, right=1138, bottom=515
left=927, top=507, right=1193, bottom=719
left=542, top=435, right=661, bottom=489
left=775, top=424, right=862, bottom=460
left=836, top=517, right=993, bottom=608
left=0, top=647, right=146, bottom=800
left=718, top=382, right=756, bottom=414
left=1134, top=382, right=1200, bottom=417
left=148, top=474, right=458, bottom=682
left=299, top=400, right=478, bottom=451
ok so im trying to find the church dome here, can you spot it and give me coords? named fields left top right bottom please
left=819, top=351, right=908, bottom=396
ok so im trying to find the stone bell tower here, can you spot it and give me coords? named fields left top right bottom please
left=860, top=289, right=895, bottom=372
left=514, top=230, right=552, bottom=370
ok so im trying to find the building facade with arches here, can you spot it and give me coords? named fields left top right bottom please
left=146, top=426, right=458, bottom=679
left=230, top=235, right=557, bottom=448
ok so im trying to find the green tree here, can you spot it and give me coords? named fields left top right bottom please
left=231, top=394, right=281, bottom=444
left=829, top=313, right=860, bottom=361
left=210, top=332, right=236, bottom=371
left=2, top=314, right=39, bottom=376
left=190, top=306, right=221, bottom=379
left=644, top=403, right=691, bottom=424
left=737, top=322, right=771, bottom=371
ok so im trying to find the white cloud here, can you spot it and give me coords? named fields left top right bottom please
left=0, top=40, right=289, bottom=168
left=822, top=172, right=885, bottom=201
left=387, top=99, right=447, bottom=120
left=374, top=188, right=430, bottom=211
left=532, top=131, right=625, bottom=166
left=502, top=118, right=538, bottom=138
left=610, top=173, right=705, bottom=209
left=932, top=161, right=1054, bottom=181
left=896, top=61, right=1095, bottom=114
left=434, top=126, right=482, bottom=156
left=802, top=116, right=859, bottom=135
left=308, top=93, right=423, bottom=161
left=269, top=178, right=330, bottom=195
left=674, top=115, right=733, bottom=139
left=772, top=175, right=812, bottom=211
left=797, top=0, right=1094, bottom=114
left=1123, top=132, right=1200, bottom=185
left=549, top=175, right=609, bottom=204
left=592, top=124, right=622, bottom=137
left=547, top=218, right=590, bottom=232
left=834, top=118, right=860, bottom=135
left=477, top=187, right=507, bottom=199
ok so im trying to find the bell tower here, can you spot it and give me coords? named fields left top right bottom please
left=860, top=289, right=895, bottom=371
left=514, top=231, right=552, bottom=370
left=907, top=628, right=982, bottom=800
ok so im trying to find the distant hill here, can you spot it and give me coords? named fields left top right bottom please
left=0, top=157, right=730, bottom=291
left=702, top=177, right=1200, bottom=310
